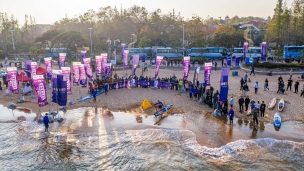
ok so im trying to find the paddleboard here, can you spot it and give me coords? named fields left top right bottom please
left=78, top=90, right=105, bottom=102
left=268, top=97, right=276, bottom=109
left=278, top=98, right=284, bottom=112
left=154, top=104, right=173, bottom=125
left=274, top=113, right=282, bottom=128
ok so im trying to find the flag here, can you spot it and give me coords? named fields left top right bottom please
left=83, top=58, right=93, bottom=79
left=44, top=57, right=52, bottom=78
left=155, top=56, right=163, bottom=78
left=61, top=67, right=71, bottom=94
left=204, top=63, right=212, bottom=86
left=30, top=62, right=37, bottom=79
left=59, top=53, right=66, bottom=69
left=183, top=56, right=190, bottom=79
left=81, top=51, right=86, bottom=64
left=219, top=68, right=230, bottom=101
left=57, top=74, right=67, bottom=106
left=7, top=67, right=19, bottom=94
left=33, top=75, right=48, bottom=107
left=79, top=64, right=87, bottom=86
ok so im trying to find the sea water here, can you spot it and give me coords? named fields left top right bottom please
left=0, top=106, right=303, bottom=171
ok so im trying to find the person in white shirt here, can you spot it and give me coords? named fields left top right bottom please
left=254, top=81, right=259, bottom=94
left=229, top=95, right=234, bottom=107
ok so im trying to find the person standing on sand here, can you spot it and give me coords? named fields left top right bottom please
left=254, top=81, right=259, bottom=94
left=229, top=95, right=234, bottom=107
left=228, top=107, right=234, bottom=125
left=250, top=65, right=255, bottom=76
left=264, top=78, right=269, bottom=91
left=290, top=68, right=293, bottom=79
left=260, top=101, right=266, bottom=118
left=238, top=96, right=244, bottom=113
left=245, top=96, right=250, bottom=111
left=43, top=113, right=50, bottom=132
left=294, top=80, right=299, bottom=94
left=301, top=83, right=304, bottom=97
left=287, top=78, right=293, bottom=91
left=244, top=72, right=248, bottom=83
left=255, top=101, right=261, bottom=116
left=243, top=83, right=249, bottom=96
left=240, top=78, right=245, bottom=91
left=214, top=61, right=217, bottom=70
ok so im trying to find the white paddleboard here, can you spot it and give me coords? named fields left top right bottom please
left=278, top=98, right=284, bottom=112
left=274, top=113, right=281, bottom=128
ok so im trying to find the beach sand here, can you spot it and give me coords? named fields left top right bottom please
left=0, top=61, right=303, bottom=124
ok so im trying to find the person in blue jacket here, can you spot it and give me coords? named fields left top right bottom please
left=228, top=107, right=234, bottom=125
left=43, top=113, right=50, bottom=132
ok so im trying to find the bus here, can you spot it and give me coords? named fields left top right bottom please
left=189, top=47, right=227, bottom=59
left=232, top=48, right=245, bottom=58
left=44, top=48, right=71, bottom=58
left=232, top=47, right=262, bottom=58
left=154, top=47, right=183, bottom=59
left=283, top=46, right=304, bottom=62
left=127, top=47, right=153, bottom=59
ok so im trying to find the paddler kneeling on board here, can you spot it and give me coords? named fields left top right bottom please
left=155, top=100, right=163, bottom=109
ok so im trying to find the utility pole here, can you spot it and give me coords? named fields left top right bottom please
left=182, top=24, right=185, bottom=56
left=88, top=28, right=93, bottom=57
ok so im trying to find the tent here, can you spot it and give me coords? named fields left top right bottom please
left=17, top=72, right=31, bottom=82
left=141, top=99, right=152, bottom=109
left=36, top=66, right=47, bottom=75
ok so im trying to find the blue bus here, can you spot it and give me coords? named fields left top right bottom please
left=44, top=48, right=70, bottom=58
left=154, top=47, right=183, bottom=59
left=283, top=46, right=304, bottom=62
left=189, top=47, right=227, bottom=59
left=127, top=47, right=153, bottom=59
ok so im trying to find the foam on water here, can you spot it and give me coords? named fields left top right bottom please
left=1, top=121, right=303, bottom=170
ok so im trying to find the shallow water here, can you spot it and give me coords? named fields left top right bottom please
left=0, top=105, right=303, bottom=170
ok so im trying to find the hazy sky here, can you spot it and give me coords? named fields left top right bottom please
left=0, top=0, right=294, bottom=25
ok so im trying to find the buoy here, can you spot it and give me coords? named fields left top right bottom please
left=265, top=114, right=269, bottom=118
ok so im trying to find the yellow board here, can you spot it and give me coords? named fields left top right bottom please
left=141, top=99, right=152, bottom=110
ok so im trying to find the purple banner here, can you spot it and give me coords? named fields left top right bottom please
left=7, top=67, right=19, bottom=94
left=51, top=70, right=62, bottom=103
left=105, top=63, right=111, bottom=79
left=30, top=62, right=37, bottom=79
left=101, top=54, right=108, bottom=74
left=262, top=42, right=267, bottom=58
left=33, top=75, right=48, bottom=107
left=57, top=74, right=67, bottom=106
left=155, top=56, right=163, bottom=78
left=183, top=56, right=190, bottom=79
left=59, top=53, right=66, bottom=69
left=24, top=60, right=31, bottom=71
left=72, top=62, right=81, bottom=85
left=133, top=54, right=139, bottom=66
left=44, top=57, right=52, bottom=78
left=81, top=51, right=86, bottom=64
left=95, top=56, right=102, bottom=76
left=79, top=64, right=87, bottom=87
left=219, top=68, right=230, bottom=101
left=204, top=63, right=212, bottom=86
left=123, top=50, right=129, bottom=69
left=121, top=43, right=126, bottom=57
left=243, top=42, right=248, bottom=58
left=235, top=57, right=240, bottom=67
left=61, top=67, right=71, bottom=94
left=83, top=58, right=93, bottom=79
left=142, top=54, right=145, bottom=63
left=227, top=57, right=232, bottom=66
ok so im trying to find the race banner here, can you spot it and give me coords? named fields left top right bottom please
left=155, top=56, right=163, bottom=78
left=81, top=51, right=86, bottom=64
left=51, top=70, right=62, bottom=104
left=235, top=57, right=240, bottom=67
left=243, top=42, right=248, bottom=58
left=101, top=54, right=108, bottom=74
left=204, top=63, right=212, bottom=86
left=30, top=62, right=37, bottom=79
left=32, top=75, right=48, bottom=107
left=219, top=67, right=230, bottom=101
left=59, top=53, right=66, bottom=69
left=262, top=42, right=267, bottom=58
left=79, top=64, right=87, bottom=87
left=44, top=57, right=52, bottom=78
left=57, top=74, right=67, bottom=106
left=227, top=56, right=232, bottom=66
left=133, top=54, right=139, bottom=76
left=95, top=56, right=102, bottom=76
left=121, top=43, right=126, bottom=57
left=24, top=60, right=31, bottom=71
left=61, top=67, right=71, bottom=94
left=105, top=63, right=111, bottom=79
left=72, top=62, right=80, bottom=85
left=123, top=50, right=129, bottom=69
left=7, top=67, right=19, bottom=94
left=83, top=58, right=93, bottom=79
left=183, top=56, right=190, bottom=79
left=142, top=54, right=145, bottom=63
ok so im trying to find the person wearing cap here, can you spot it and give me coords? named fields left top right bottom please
left=43, top=113, right=50, bottom=132
left=228, top=107, right=234, bottom=125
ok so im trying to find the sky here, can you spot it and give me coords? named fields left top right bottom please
left=0, top=0, right=294, bottom=25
